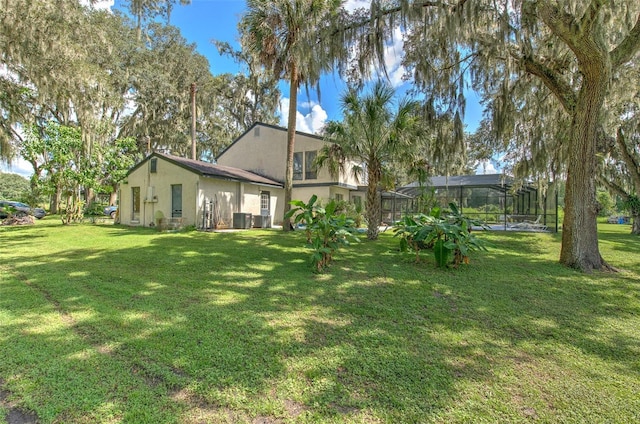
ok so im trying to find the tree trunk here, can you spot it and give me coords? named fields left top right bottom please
left=50, top=186, right=62, bottom=214
left=85, top=187, right=95, bottom=208
left=282, top=67, right=299, bottom=232
left=632, top=212, right=640, bottom=235
left=366, top=165, right=381, bottom=240
left=559, top=64, right=612, bottom=271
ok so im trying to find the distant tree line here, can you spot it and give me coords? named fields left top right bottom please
left=0, top=0, right=280, bottom=215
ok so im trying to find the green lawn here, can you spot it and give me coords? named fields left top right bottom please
left=1, top=219, right=639, bottom=423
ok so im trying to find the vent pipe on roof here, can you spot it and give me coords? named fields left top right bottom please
left=190, top=82, right=197, bottom=160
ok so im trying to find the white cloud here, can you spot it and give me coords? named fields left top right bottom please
left=1, top=157, right=33, bottom=178
left=475, top=160, right=498, bottom=175
left=279, top=98, right=328, bottom=135
left=339, top=2, right=407, bottom=87
left=375, top=27, right=407, bottom=88
left=298, top=100, right=319, bottom=109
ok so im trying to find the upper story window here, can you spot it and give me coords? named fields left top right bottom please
left=305, top=150, right=317, bottom=180
left=150, top=158, right=157, bottom=173
left=293, top=152, right=303, bottom=180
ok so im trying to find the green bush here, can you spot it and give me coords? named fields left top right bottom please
left=286, top=195, right=360, bottom=272
left=84, top=202, right=107, bottom=216
left=394, top=203, right=490, bottom=268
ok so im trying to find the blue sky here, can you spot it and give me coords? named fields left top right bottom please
left=2, top=0, right=491, bottom=176
left=109, top=0, right=484, bottom=134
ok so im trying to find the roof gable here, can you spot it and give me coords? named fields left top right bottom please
left=216, top=122, right=326, bottom=160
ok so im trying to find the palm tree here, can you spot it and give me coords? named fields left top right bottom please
left=317, top=81, right=424, bottom=240
left=240, top=0, right=342, bottom=231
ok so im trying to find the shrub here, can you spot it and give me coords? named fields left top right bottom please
left=286, top=195, right=359, bottom=272
left=394, top=203, right=490, bottom=268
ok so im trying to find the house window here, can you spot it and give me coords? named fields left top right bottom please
left=305, top=150, right=317, bottom=179
left=293, top=152, right=303, bottom=180
left=150, top=158, right=157, bottom=173
left=334, top=193, right=343, bottom=202
left=132, top=187, right=140, bottom=221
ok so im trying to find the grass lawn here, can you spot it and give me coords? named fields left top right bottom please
left=1, top=219, right=639, bottom=423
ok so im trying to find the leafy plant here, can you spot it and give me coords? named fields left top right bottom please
left=84, top=203, right=106, bottom=217
left=333, top=199, right=366, bottom=228
left=286, top=195, right=359, bottom=272
left=394, top=203, right=490, bottom=267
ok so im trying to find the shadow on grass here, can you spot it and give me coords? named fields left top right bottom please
left=0, top=224, right=638, bottom=422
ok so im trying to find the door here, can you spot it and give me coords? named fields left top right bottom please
left=171, top=184, right=182, bottom=218
left=132, top=187, right=141, bottom=221
left=260, top=191, right=270, bottom=216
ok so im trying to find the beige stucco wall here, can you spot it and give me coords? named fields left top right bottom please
left=290, top=186, right=332, bottom=205
left=217, top=124, right=360, bottom=189
left=197, top=177, right=283, bottom=228
left=196, top=177, right=239, bottom=228
left=119, top=158, right=200, bottom=227
left=120, top=155, right=285, bottom=229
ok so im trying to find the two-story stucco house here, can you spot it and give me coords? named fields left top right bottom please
left=118, top=123, right=362, bottom=230
left=217, top=122, right=363, bottom=209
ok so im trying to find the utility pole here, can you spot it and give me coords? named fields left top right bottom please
left=190, top=82, right=197, bottom=160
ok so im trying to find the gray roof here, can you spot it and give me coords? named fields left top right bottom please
left=397, top=174, right=518, bottom=195
left=133, top=152, right=283, bottom=188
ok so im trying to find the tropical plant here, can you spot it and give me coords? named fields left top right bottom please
left=317, top=80, right=425, bottom=241
left=240, top=0, right=343, bottom=231
left=394, top=203, right=490, bottom=268
left=334, top=199, right=365, bottom=229
left=285, top=195, right=359, bottom=272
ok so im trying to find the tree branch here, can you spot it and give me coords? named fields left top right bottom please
left=579, top=0, right=608, bottom=36
left=518, top=52, right=577, bottom=114
left=537, top=1, right=579, bottom=49
left=598, top=175, right=630, bottom=200
left=537, top=0, right=609, bottom=67
left=611, top=11, right=640, bottom=67
left=326, top=0, right=461, bottom=43
left=615, top=127, right=640, bottom=189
